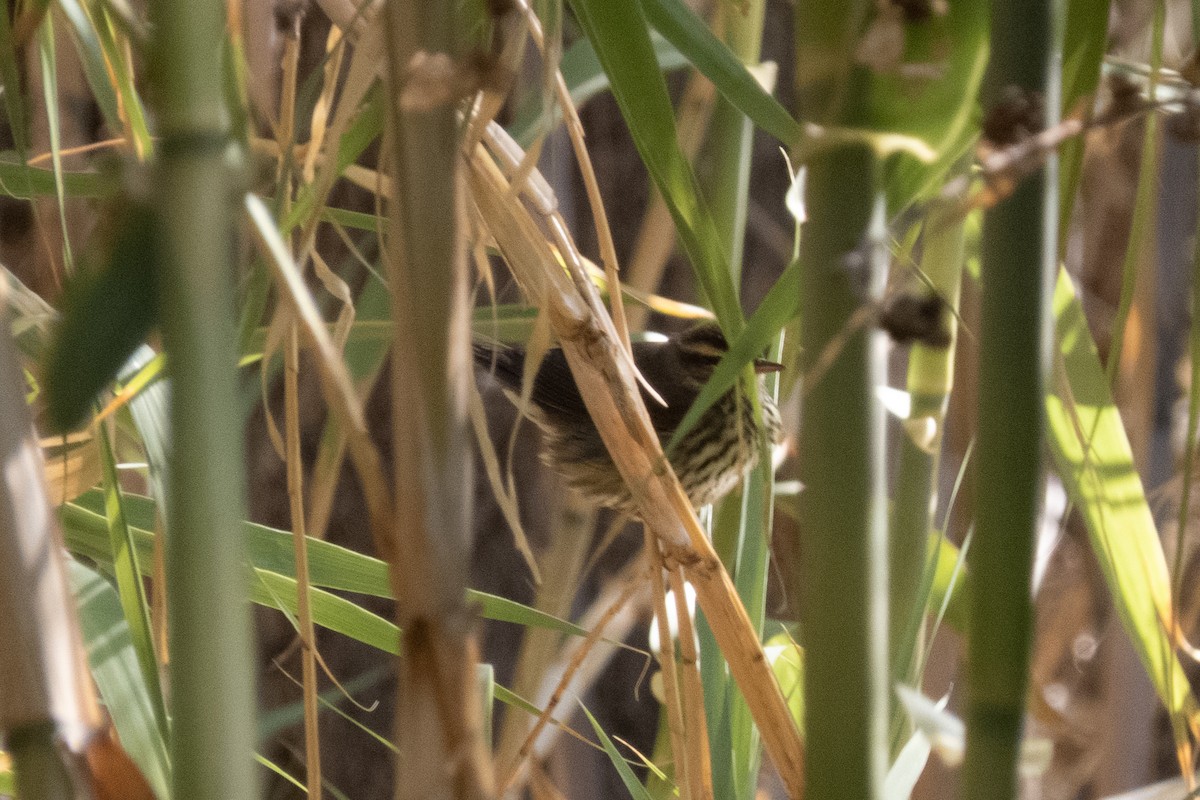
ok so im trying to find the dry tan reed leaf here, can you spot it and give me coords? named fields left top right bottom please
left=669, top=565, right=713, bottom=800
left=245, top=195, right=397, bottom=570
left=282, top=326, right=323, bottom=797
left=646, top=531, right=695, bottom=800
left=42, top=432, right=101, bottom=505
left=302, top=25, right=347, bottom=184
left=468, top=377, right=542, bottom=583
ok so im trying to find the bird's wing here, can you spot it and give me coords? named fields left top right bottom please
left=475, top=341, right=704, bottom=446
left=474, top=343, right=593, bottom=425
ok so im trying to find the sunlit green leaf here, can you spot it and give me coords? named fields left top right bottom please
left=1047, top=269, right=1199, bottom=727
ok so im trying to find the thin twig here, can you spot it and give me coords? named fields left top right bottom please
left=502, top=570, right=648, bottom=794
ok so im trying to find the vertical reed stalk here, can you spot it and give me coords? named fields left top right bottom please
left=704, top=0, right=765, bottom=280
left=275, top=21, right=321, bottom=787
left=792, top=10, right=888, bottom=797
left=145, top=0, right=257, bottom=797
left=648, top=533, right=694, bottom=800
left=381, top=3, right=492, bottom=798
left=963, top=1, right=1056, bottom=796
left=285, top=327, right=321, bottom=796
left=795, top=143, right=888, bottom=800
left=0, top=296, right=98, bottom=799
left=889, top=209, right=965, bottom=692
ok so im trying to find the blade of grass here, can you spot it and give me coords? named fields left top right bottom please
left=61, top=493, right=593, bottom=639
left=0, top=156, right=110, bottom=197
left=506, top=30, right=689, bottom=146
left=37, top=14, right=75, bottom=272
left=640, top=0, right=799, bottom=146
left=580, top=702, right=658, bottom=800
left=97, top=419, right=166, bottom=736
left=567, top=0, right=743, bottom=332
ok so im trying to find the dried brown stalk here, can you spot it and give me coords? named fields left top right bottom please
left=647, top=532, right=693, bottom=800
left=669, top=565, right=713, bottom=800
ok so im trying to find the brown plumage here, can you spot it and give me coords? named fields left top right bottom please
left=474, top=322, right=783, bottom=513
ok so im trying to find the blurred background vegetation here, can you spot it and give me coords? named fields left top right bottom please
left=1, top=0, right=1200, bottom=799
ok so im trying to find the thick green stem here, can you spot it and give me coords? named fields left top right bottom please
left=793, top=12, right=885, bottom=799
left=796, top=144, right=888, bottom=800
left=146, top=1, right=257, bottom=798
left=963, top=2, right=1056, bottom=796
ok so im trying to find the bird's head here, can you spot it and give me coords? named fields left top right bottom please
left=672, top=322, right=783, bottom=383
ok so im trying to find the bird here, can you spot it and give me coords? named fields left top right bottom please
left=474, top=322, right=784, bottom=514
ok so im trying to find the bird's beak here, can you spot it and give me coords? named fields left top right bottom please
left=753, top=358, right=784, bottom=374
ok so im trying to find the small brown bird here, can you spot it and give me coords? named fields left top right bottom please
left=474, top=322, right=783, bottom=513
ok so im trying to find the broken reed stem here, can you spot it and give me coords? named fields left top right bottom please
left=647, top=532, right=693, bottom=800
left=669, top=565, right=713, bottom=800
left=381, top=3, right=494, bottom=798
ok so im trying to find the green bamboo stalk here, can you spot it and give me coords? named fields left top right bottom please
left=889, top=209, right=965, bottom=695
left=962, top=1, right=1056, bottom=796
left=145, top=1, right=257, bottom=798
left=381, top=3, right=492, bottom=799
left=796, top=143, right=888, bottom=800
left=792, top=6, right=886, bottom=798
